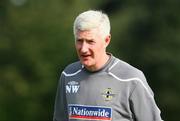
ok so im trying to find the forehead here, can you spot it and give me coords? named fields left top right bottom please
left=76, top=29, right=100, bottom=39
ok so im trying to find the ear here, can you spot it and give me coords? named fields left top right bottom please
left=104, top=34, right=111, bottom=48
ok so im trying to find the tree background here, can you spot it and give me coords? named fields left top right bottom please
left=0, top=0, right=180, bottom=120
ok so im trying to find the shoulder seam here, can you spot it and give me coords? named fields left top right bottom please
left=62, top=65, right=84, bottom=77
left=108, top=72, right=153, bottom=98
left=108, top=59, right=120, bottom=71
left=62, top=70, right=81, bottom=77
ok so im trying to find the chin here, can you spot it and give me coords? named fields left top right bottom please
left=81, top=61, right=92, bottom=67
left=82, top=62, right=91, bottom=67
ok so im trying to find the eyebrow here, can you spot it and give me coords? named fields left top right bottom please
left=76, top=38, right=94, bottom=41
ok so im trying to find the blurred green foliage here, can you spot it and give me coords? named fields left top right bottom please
left=0, top=0, right=180, bottom=120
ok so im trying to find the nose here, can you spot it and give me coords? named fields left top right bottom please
left=80, top=41, right=88, bottom=53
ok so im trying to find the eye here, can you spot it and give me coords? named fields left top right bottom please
left=76, top=39, right=83, bottom=43
left=87, top=39, right=95, bottom=44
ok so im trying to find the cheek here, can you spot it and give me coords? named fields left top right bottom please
left=75, top=43, right=80, bottom=50
left=91, top=45, right=102, bottom=56
left=75, top=45, right=80, bottom=55
left=96, top=43, right=104, bottom=52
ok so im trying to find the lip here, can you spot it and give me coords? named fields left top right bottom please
left=81, top=54, right=90, bottom=57
left=80, top=54, right=91, bottom=59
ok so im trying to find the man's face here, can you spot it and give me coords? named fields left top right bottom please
left=75, top=28, right=109, bottom=70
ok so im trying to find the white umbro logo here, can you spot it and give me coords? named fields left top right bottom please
left=66, top=81, right=80, bottom=93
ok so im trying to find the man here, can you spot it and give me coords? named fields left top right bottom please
left=53, top=10, right=163, bottom=121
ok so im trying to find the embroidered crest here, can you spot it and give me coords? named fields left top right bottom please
left=101, top=88, right=115, bottom=101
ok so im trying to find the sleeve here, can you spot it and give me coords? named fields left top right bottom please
left=129, top=79, right=163, bottom=121
left=53, top=73, right=69, bottom=121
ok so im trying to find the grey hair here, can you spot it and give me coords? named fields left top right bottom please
left=73, top=10, right=111, bottom=39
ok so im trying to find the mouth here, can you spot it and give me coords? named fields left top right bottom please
left=81, top=54, right=91, bottom=59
